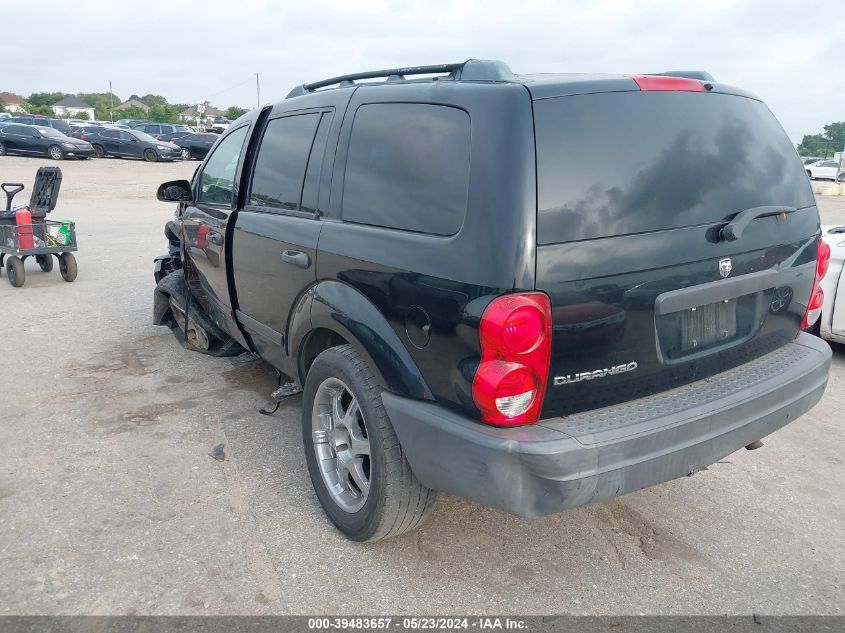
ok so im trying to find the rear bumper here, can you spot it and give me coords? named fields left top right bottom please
left=383, top=332, right=832, bottom=517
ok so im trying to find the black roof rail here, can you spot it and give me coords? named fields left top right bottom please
left=286, top=59, right=513, bottom=99
left=651, top=70, right=716, bottom=82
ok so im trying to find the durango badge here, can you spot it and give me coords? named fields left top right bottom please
left=554, top=362, right=639, bottom=386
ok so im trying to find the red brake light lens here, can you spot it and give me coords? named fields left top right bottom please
left=472, top=292, right=552, bottom=426
left=628, top=75, right=706, bottom=92
left=802, top=240, right=831, bottom=329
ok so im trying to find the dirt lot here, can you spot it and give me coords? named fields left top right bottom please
left=0, top=156, right=843, bottom=615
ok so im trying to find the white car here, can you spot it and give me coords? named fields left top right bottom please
left=805, top=160, right=843, bottom=181
left=817, top=225, right=845, bottom=344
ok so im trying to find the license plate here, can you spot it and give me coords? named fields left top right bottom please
left=680, top=299, right=737, bottom=352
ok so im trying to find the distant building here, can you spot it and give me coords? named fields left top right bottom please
left=115, top=99, right=150, bottom=113
left=0, top=92, right=27, bottom=113
left=51, top=96, right=95, bottom=119
left=179, top=103, right=223, bottom=123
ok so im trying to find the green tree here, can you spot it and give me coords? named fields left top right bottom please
left=113, top=105, right=150, bottom=121
left=798, top=121, right=845, bottom=157
left=0, top=97, right=6, bottom=113
left=147, top=103, right=182, bottom=123
left=28, top=104, right=54, bottom=116
left=822, top=122, right=845, bottom=151
left=139, top=94, right=168, bottom=108
left=27, top=92, right=66, bottom=107
left=73, top=111, right=90, bottom=121
left=225, top=106, right=248, bottom=120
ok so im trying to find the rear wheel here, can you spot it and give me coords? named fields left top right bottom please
left=6, top=256, right=24, bottom=287
left=302, top=344, right=436, bottom=541
left=58, top=252, right=77, bottom=282
left=144, top=148, right=158, bottom=162
left=181, top=148, right=191, bottom=160
left=48, top=145, right=64, bottom=160
left=0, top=141, right=6, bottom=156
left=92, top=144, right=105, bottom=158
left=37, top=254, right=53, bottom=272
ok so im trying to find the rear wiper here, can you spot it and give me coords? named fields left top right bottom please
left=719, top=206, right=797, bottom=242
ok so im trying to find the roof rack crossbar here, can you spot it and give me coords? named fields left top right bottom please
left=286, top=59, right=513, bottom=99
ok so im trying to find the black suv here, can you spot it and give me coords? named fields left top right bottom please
left=153, top=60, right=832, bottom=541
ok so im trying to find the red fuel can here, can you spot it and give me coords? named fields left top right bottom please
left=15, top=208, right=34, bottom=250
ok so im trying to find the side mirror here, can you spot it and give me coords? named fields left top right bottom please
left=157, top=179, right=193, bottom=203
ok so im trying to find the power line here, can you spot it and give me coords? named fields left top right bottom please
left=186, top=77, right=255, bottom=107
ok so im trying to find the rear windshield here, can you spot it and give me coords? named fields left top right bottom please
left=535, top=92, right=815, bottom=244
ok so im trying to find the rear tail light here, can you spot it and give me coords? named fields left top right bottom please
left=801, top=239, right=831, bottom=329
left=628, top=75, right=706, bottom=92
left=472, top=292, right=552, bottom=426
left=81, top=134, right=88, bottom=141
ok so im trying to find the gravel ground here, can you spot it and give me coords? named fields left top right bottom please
left=0, top=156, right=843, bottom=615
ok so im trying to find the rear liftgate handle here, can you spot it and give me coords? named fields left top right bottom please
left=281, top=249, right=311, bottom=269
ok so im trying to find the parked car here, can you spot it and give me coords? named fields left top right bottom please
left=7, top=116, right=72, bottom=135
left=68, top=124, right=105, bottom=140
left=115, top=119, right=150, bottom=128
left=817, top=225, right=845, bottom=344
left=152, top=60, right=832, bottom=541
left=86, top=128, right=181, bottom=161
left=130, top=122, right=193, bottom=139
left=0, top=113, right=11, bottom=120
left=173, top=132, right=217, bottom=160
left=805, top=160, right=843, bottom=181
left=0, top=123, right=93, bottom=159
left=209, top=117, right=231, bottom=134
left=157, top=131, right=193, bottom=144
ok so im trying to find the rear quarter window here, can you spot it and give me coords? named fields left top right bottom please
left=341, top=103, right=470, bottom=236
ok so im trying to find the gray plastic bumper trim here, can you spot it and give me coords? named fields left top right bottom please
left=382, top=332, right=832, bottom=517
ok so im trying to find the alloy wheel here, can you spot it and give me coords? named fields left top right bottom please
left=311, top=377, right=371, bottom=513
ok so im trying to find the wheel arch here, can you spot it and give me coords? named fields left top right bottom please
left=290, top=280, right=434, bottom=401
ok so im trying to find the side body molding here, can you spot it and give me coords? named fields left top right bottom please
left=291, top=280, right=434, bottom=401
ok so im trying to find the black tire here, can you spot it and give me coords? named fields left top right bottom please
left=37, top=254, right=53, bottom=272
left=6, top=256, right=24, bottom=287
left=92, top=144, right=105, bottom=158
left=0, top=141, right=6, bottom=156
left=302, top=344, right=436, bottom=541
left=806, top=170, right=813, bottom=179
left=58, top=252, right=77, bottom=282
left=144, top=148, right=158, bottom=162
left=48, top=145, right=64, bottom=160
left=181, top=148, right=192, bottom=160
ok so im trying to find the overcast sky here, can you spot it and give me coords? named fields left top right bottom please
left=2, top=0, right=842, bottom=144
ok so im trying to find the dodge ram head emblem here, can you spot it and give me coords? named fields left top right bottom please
left=718, top=257, right=732, bottom=278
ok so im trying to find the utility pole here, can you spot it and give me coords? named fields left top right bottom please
left=256, top=72, right=260, bottom=108
left=109, top=80, right=113, bottom=122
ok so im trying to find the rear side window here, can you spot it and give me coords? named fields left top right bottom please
left=249, top=113, right=320, bottom=211
left=535, top=92, right=816, bottom=244
left=342, top=103, right=470, bottom=236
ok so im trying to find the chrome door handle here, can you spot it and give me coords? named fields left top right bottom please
left=281, top=250, right=310, bottom=269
